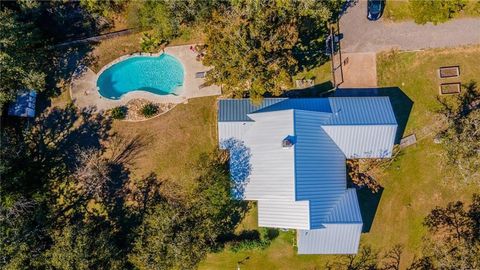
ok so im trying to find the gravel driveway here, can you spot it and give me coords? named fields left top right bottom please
left=340, top=0, right=480, bottom=53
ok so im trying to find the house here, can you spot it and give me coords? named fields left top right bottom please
left=217, top=97, right=398, bottom=254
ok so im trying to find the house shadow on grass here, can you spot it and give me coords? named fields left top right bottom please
left=281, top=81, right=335, bottom=98
left=356, top=187, right=383, bottom=233
left=335, top=87, right=413, bottom=144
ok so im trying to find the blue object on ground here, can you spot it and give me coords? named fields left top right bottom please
left=8, top=91, right=36, bottom=118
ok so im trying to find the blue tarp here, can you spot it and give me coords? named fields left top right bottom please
left=8, top=91, right=36, bottom=118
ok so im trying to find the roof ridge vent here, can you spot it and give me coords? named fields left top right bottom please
left=282, top=135, right=296, bottom=149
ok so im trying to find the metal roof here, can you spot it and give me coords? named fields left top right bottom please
left=326, top=97, right=397, bottom=125
left=218, top=97, right=397, bottom=125
left=241, top=109, right=296, bottom=201
left=258, top=200, right=310, bottom=229
left=297, top=224, right=363, bottom=254
left=322, top=125, right=397, bottom=158
left=298, top=189, right=362, bottom=254
left=294, top=110, right=346, bottom=228
left=218, top=98, right=286, bottom=122
left=8, top=91, right=36, bottom=118
left=218, top=97, right=396, bottom=254
left=218, top=122, right=253, bottom=147
left=324, top=188, right=363, bottom=223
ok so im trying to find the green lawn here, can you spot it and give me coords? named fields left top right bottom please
left=384, top=0, right=480, bottom=22
left=200, top=46, right=480, bottom=269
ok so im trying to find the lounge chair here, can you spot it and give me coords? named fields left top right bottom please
left=196, top=71, right=207, bottom=78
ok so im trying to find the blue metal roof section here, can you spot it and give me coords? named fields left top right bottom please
left=252, top=98, right=332, bottom=114
left=218, top=98, right=286, bottom=122
left=298, top=189, right=363, bottom=254
left=8, top=91, right=36, bottom=118
left=324, top=188, right=363, bottom=224
left=218, top=97, right=397, bottom=125
left=325, top=97, right=397, bottom=125
left=293, top=110, right=346, bottom=228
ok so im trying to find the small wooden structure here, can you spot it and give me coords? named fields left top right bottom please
left=440, top=82, right=461, bottom=95
left=400, top=134, right=416, bottom=148
left=438, top=66, right=460, bottom=78
left=295, top=79, right=315, bottom=88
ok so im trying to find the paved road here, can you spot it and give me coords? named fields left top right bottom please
left=340, top=0, right=480, bottom=53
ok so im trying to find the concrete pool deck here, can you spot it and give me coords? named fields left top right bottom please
left=70, top=44, right=221, bottom=111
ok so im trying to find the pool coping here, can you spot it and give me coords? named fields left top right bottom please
left=70, top=44, right=221, bottom=112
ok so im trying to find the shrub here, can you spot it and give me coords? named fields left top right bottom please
left=229, top=228, right=279, bottom=253
left=110, top=106, right=127, bottom=120
left=140, top=103, right=158, bottom=118
left=140, top=33, right=160, bottom=53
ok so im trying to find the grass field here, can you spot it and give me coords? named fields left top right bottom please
left=199, top=46, right=480, bottom=269
left=383, top=0, right=480, bottom=22
left=110, top=97, right=218, bottom=188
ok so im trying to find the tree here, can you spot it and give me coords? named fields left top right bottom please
left=424, top=201, right=472, bottom=241
left=325, top=245, right=379, bottom=270
left=409, top=0, right=467, bottom=25
left=412, top=194, right=480, bottom=269
left=0, top=10, right=46, bottom=110
left=438, top=81, right=480, bottom=181
left=46, top=222, right=124, bottom=270
left=203, top=0, right=341, bottom=100
left=129, top=0, right=226, bottom=43
left=129, top=151, right=248, bottom=270
left=134, top=0, right=179, bottom=43
left=381, top=245, right=403, bottom=270
left=79, top=0, right=128, bottom=18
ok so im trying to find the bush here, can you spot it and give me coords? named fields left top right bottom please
left=140, top=103, right=158, bottom=118
left=110, top=106, right=127, bottom=120
left=229, top=228, right=279, bottom=253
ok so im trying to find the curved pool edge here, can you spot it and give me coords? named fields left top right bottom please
left=95, top=51, right=186, bottom=101
left=70, top=44, right=221, bottom=112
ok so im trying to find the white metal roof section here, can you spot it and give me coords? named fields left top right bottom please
left=218, top=122, right=253, bottom=147
left=294, top=110, right=347, bottom=228
left=241, top=110, right=296, bottom=201
left=322, top=125, right=397, bottom=158
left=297, top=224, right=363, bottom=254
left=258, top=200, right=310, bottom=229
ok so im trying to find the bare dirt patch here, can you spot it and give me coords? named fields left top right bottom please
left=338, top=52, right=378, bottom=88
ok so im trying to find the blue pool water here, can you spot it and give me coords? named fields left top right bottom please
left=96, top=54, right=184, bottom=99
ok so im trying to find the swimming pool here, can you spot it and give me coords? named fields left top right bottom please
left=96, top=54, right=184, bottom=100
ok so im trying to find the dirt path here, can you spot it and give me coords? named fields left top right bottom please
left=340, top=0, right=480, bottom=53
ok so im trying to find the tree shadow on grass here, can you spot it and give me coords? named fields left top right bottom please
left=357, top=187, right=383, bottom=233
left=335, top=87, right=414, bottom=144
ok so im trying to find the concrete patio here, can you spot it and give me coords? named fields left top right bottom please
left=70, top=44, right=221, bottom=111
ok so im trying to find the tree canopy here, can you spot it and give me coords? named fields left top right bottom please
left=203, top=0, right=342, bottom=100
left=438, top=82, right=480, bottom=181
left=0, top=10, right=46, bottom=110
left=1, top=106, right=249, bottom=269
